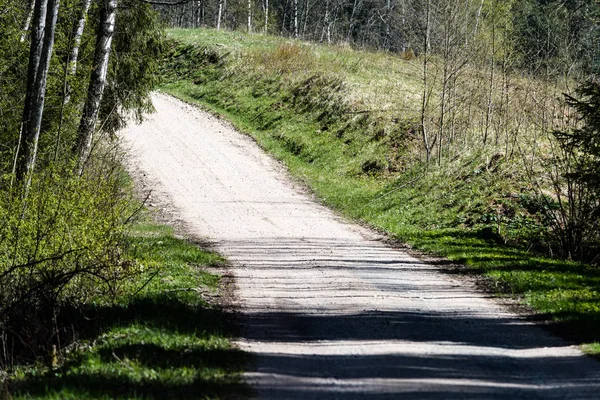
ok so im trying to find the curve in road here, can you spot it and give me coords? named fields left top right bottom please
left=122, top=93, right=600, bottom=399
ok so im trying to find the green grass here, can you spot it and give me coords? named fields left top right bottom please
left=583, top=343, right=600, bottom=355
left=158, top=28, right=600, bottom=355
left=7, top=221, right=248, bottom=399
left=166, top=28, right=424, bottom=117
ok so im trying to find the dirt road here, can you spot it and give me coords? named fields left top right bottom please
left=123, top=93, right=600, bottom=399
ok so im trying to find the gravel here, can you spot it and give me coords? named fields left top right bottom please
left=122, top=93, right=600, bottom=399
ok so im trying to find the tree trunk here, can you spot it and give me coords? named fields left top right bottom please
left=484, top=12, right=496, bottom=146
left=321, top=0, right=329, bottom=43
left=248, top=0, right=252, bottom=32
left=75, top=0, right=117, bottom=175
left=420, top=0, right=431, bottom=164
left=473, top=0, right=484, bottom=42
left=17, top=0, right=60, bottom=186
left=20, top=0, right=36, bottom=43
left=384, top=0, right=391, bottom=49
left=264, top=0, right=268, bottom=33
left=281, top=0, right=288, bottom=34
left=196, top=0, right=202, bottom=27
left=347, top=0, right=359, bottom=42
left=217, top=0, right=223, bottom=30
left=64, top=0, right=92, bottom=104
left=69, top=0, right=92, bottom=76
left=293, top=0, right=298, bottom=37
left=302, top=0, right=311, bottom=37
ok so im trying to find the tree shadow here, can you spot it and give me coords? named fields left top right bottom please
left=224, top=235, right=600, bottom=398
left=400, top=230, right=600, bottom=340
left=233, top=308, right=600, bottom=399
left=17, top=370, right=247, bottom=400
left=12, top=295, right=251, bottom=400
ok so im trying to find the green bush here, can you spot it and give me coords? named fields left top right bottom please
left=0, top=156, right=139, bottom=366
left=534, top=80, right=600, bottom=264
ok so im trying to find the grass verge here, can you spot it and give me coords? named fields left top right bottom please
left=7, top=221, right=248, bottom=399
left=159, top=28, right=600, bottom=354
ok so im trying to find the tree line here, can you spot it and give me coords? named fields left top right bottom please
left=153, top=0, right=600, bottom=76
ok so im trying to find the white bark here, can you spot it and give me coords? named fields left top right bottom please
left=264, top=0, right=269, bottom=33
left=321, top=0, right=329, bottom=42
left=302, top=0, right=311, bottom=36
left=69, top=0, right=92, bottom=75
left=473, top=0, right=484, bottom=40
left=17, top=0, right=60, bottom=185
left=196, top=0, right=202, bottom=27
left=20, top=0, right=36, bottom=43
left=248, top=0, right=252, bottom=32
left=384, top=0, right=391, bottom=48
left=63, top=0, right=92, bottom=105
left=75, top=0, right=117, bottom=174
left=293, top=0, right=298, bottom=37
left=421, top=0, right=431, bottom=164
left=217, top=0, right=223, bottom=30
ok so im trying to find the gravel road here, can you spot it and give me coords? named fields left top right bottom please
left=122, top=93, right=600, bottom=399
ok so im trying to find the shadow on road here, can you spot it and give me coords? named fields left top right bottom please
left=226, top=236, right=600, bottom=399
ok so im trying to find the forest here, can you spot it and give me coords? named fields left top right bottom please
left=155, top=0, right=600, bottom=75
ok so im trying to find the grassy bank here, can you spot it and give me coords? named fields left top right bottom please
left=159, top=28, right=600, bottom=351
left=6, top=221, right=247, bottom=399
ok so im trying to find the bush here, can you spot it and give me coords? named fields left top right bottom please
left=537, top=80, right=600, bottom=263
left=0, top=154, right=139, bottom=366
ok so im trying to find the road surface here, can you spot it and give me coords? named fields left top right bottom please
left=122, top=93, right=600, bottom=399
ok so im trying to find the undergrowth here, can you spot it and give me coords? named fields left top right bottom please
left=3, top=222, right=247, bottom=399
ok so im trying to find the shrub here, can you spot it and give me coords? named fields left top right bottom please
left=0, top=154, right=139, bottom=366
left=536, top=80, right=600, bottom=263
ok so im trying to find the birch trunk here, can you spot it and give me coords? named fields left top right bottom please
left=421, top=0, right=432, bottom=164
left=320, top=0, right=329, bottom=42
left=69, top=0, right=92, bottom=76
left=64, top=0, right=92, bottom=104
left=384, top=0, right=391, bottom=49
left=281, top=0, right=288, bottom=34
left=302, top=0, right=310, bottom=37
left=293, top=0, right=298, bottom=37
left=75, top=0, right=117, bottom=174
left=217, top=0, right=222, bottom=29
left=248, top=0, right=252, bottom=32
left=17, top=0, right=60, bottom=186
left=473, top=0, right=484, bottom=41
left=20, top=0, right=36, bottom=43
left=196, top=0, right=202, bottom=27
left=264, top=0, right=268, bottom=33
left=347, top=0, right=359, bottom=42
left=484, top=13, right=496, bottom=146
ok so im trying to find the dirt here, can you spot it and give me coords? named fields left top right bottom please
left=122, top=92, right=600, bottom=399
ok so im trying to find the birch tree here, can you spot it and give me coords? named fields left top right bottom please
left=420, top=0, right=432, bottom=163
left=217, top=0, right=224, bottom=29
left=17, top=0, right=61, bottom=186
left=20, top=0, right=36, bottom=42
left=293, top=0, right=298, bottom=37
left=64, top=0, right=92, bottom=104
left=263, top=0, right=269, bottom=33
left=75, top=0, right=117, bottom=174
left=248, top=0, right=252, bottom=32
